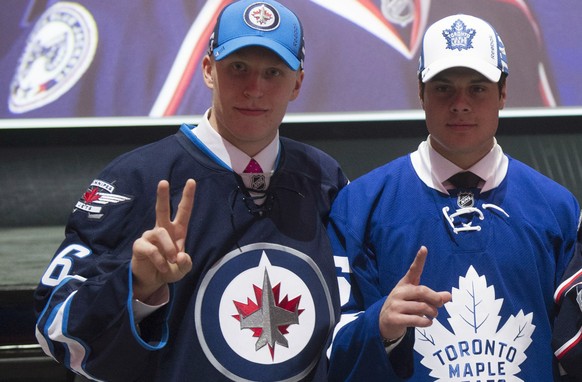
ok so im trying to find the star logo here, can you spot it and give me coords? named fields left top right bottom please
left=233, top=269, right=303, bottom=359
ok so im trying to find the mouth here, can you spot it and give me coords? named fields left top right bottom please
left=235, top=107, right=267, bottom=116
left=447, top=122, right=475, bottom=130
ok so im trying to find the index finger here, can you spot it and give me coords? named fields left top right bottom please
left=402, top=246, right=428, bottom=286
left=174, top=179, right=196, bottom=228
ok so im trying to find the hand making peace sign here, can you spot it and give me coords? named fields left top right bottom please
left=131, top=179, right=196, bottom=302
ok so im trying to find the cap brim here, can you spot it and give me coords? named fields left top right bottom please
left=213, top=36, right=301, bottom=70
left=421, top=57, right=502, bottom=83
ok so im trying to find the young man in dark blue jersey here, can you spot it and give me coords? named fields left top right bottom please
left=33, top=1, right=347, bottom=381
left=327, top=14, right=580, bottom=381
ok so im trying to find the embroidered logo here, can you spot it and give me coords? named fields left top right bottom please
left=249, top=174, right=267, bottom=191
left=457, top=191, right=475, bottom=208
left=442, top=19, right=476, bottom=52
left=415, top=266, right=535, bottom=381
left=232, top=268, right=303, bottom=359
left=9, top=2, right=98, bottom=114
left=195, top=243, right=334, bottom=380
left=74, top=179, right=132, bottom=220
left=244, top=3, right=280, bottom=31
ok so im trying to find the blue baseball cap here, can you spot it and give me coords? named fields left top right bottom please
left=418, top=14, right=509, bottom=83
left=209, top=0, right=305, bottom=70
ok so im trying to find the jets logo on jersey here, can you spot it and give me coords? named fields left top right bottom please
left=415, top=266, right=535, bottom=381
left=74, top=179, right=132, bottom=220
left=9, top=2, right=98, bottom=114
left=195, top=243, right=335, bottom=381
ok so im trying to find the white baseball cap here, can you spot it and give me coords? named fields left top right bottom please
left=418, top=14, right=509, bottom=83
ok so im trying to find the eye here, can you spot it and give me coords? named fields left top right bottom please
left=471, top=85, right=486, bottom=93
left=265, top=67, right=282, bottom=78
left=231, top=62, right=247, bottom=73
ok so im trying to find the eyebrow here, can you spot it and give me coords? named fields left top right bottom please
left=430, top=75, right=491, bottom=84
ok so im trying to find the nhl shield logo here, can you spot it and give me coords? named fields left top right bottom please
left=457, top=191, right=475, bottom=208
left=195, top=243, right=334, bottom=381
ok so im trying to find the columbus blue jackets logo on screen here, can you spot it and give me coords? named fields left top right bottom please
left=9, top=2, right=98, bottom=114
left=74, top=179, right=132, bottom=220
left=244, top=3, right=280, bottom=31
left=443, top=19, right=476, bottom=51
left=195, top=243, right=334, bottom=381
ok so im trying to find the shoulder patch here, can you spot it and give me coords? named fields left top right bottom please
left=74, top=179, right=132, bottom=220
left=9, top=2, right=98, bottom=114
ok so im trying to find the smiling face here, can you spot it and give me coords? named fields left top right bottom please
left=202, top=46, right=304, bottom=157
left=419, top=67, right=507, bottom=169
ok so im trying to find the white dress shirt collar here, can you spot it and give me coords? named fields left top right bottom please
left=410, top=135, right=508, bottom=193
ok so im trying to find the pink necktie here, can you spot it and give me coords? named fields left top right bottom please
left=244, top=158, right=263, bottom=174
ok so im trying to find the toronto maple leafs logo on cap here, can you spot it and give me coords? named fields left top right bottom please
left=443, top=19, right=476, bottom=51
left=244, top=2, right=280, bottom=31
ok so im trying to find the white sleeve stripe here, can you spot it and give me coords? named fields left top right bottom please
left=326, top=312, right=361, bottom=359
left=555, top=327, right=582, bottom=360
left=39, top=289, right=104, bottom=381
left=554, top=269, right=582, bottom=302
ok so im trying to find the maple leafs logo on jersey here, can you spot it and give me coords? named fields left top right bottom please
left=74, top=179, right=132, bottom=220
left=414, top=266, right=535, bottom=381
left=232, top=269, right=303, bottom=360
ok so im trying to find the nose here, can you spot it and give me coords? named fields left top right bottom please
left=243, top=72, right=264, bottom=99
left=450, top=91, right=471, bottom=113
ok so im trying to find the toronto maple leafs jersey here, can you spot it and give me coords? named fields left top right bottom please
left=33, top=124, right=348, bottom=381
left=327, top=153, right=580, bottom=381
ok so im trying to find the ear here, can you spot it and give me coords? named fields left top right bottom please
left=289, top=70, right=305, bottom=101
left=202, top=55, right=214, bottom=89
left=418, top=80, right=425, bottom=109
left=499, top=81, right=507, bottom=110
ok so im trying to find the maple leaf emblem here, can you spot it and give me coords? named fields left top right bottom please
left=83, top=187, right=101, bottom=203
left=414, top=266, right=535, bottom=381
left=232, top=269, right=303, bottom=360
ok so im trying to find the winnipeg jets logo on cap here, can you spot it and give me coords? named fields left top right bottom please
left=244, top=3, right=280, bottom=31
left=443, top=19, right=476, bottom=51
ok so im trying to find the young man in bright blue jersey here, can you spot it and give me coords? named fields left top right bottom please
left=327, top=14, right=580, bottom=381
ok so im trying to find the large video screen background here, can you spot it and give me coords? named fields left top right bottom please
left=1, top=0, right=581, bottom=128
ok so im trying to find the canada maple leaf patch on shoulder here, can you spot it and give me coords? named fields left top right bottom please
left=74, top=179, right=133, bottom=220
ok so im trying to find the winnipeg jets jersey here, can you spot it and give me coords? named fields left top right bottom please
left=34, top=125, right=348, bottom=381
left=327, top=152, right=580, bottom=381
